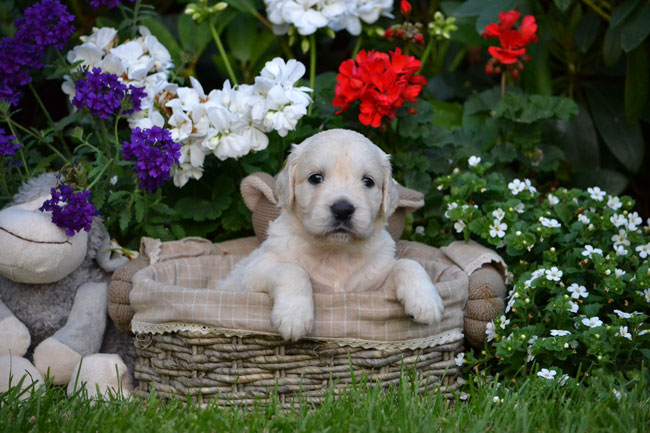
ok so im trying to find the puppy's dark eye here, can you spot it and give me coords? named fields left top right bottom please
left=308, top=173, right=324, bottom=185
left=362, top=176, right=375, bottom=188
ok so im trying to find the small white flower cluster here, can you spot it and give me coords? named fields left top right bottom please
left=265, top=0, right=393, bottom=36
left=444, top=202, right=477, bottom=233
left=507, top=178, right=537, bottom=196
left=62, top=26, right=175, bottom=115
left=131, top=58, right=313, bottom=187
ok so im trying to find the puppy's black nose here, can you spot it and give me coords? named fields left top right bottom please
left=331, top=200, right=355, bottom=221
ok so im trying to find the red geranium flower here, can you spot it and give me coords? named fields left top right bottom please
left=400, top=0, right=412, bottom=17
left=332, top=48, right=426, bottom=128
left=482, top=10, right=537, bottom=74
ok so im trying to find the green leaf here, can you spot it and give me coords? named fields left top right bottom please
left=609, top=0, right=640, bottom=29
left=463, top=87, right=502, bottom=116
left=119, top=208, right=131, bottom=232
left=108, top=191, right=131, bottom=204
left=224, top=0, right=256, bottom=13
left=624, top=46, right=649, bottom=124
left=134, top=193, right=145, bottom=223
left=602, top=26, right=623, bottom=67
left=170, top=224, right=186, bottom=240
left=226, top=14, right=256, bottom=62
left=431, top=100, right=463, bottom=129
left=550, top=103, right=599, bottom=170
left=586, top=87, right=644, bottom=173
left=32, top=154, right=58, bottom=174
left=177, top=13, right=210, bottom=54
left=553, top=0, right=573, bottom=12
left=641, top=349, right=650, bottom=359
left=574, top=10, right=600, bottom=53
left=151, top=202, right=176, bottom=216
left=620, top=4, right=650, bottom=52
left=175, top=196, right=231, bottom=222
left=572, top=168, right=629, bottom=195
left=496, top=94, right=578, bottom=123
left=142, top=18, right=182, bottom=67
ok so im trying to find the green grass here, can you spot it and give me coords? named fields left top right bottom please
left=1, top=371, right=649, bottom=433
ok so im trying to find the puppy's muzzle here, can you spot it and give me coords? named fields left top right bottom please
left=331, top=199, right=355, bottom=222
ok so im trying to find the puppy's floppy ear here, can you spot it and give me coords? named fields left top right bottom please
left=381, top=153, right=400, bottom=217
left=275, top=144, right=301, bottom=208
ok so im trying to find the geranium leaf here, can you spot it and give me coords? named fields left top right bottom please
left=620, top=3, right=650, bottom=52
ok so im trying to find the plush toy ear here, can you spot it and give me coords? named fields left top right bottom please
left=275, top=144, right=302, bottom=209
left=381, top=153, right=400, bottom=217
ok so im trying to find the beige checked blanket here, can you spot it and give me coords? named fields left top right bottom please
left=130, top=237, right=505, bottom=350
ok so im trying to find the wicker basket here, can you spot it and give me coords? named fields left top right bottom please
left=133, top=331, right=464, bottom=408
left=117, top=237, right=511, bottom=408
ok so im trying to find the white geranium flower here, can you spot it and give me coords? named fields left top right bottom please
left=489, top=220, right=507, bottom=238
left=582, top=317, right=603, bottom=328
left=567, top=283, right=588, bottom=299
left=541, top=217, right=561, bottom=228
left=537, top=368, right=556, bottom=380
left=485, top=321, right=497, bottom=341
left=468, top=155, right=481, bottom=167
left=607, top=195, right=622, bottom=210
left=514, top=203, right=525, bottom=213
left=545, top=267, right=563, bottom=282
left=454, top=352, right=464, bottom=367
left=505, top=297, right=515, bottom=313
left=614, top=269, right=626, bottom=278
left=613, top=309, right=632, bottom=319
left=611, top=229, right=630, bottom=246
left=508, top=179, right=525, bottom=195
left=550, top=330, right=571, bottom=337
left=639, top=329, right=648, bottom=336
left=577, top=214, right=590, bottom=224
left=616, top=326, right=632, bottom=340
left=627, top=212, right=642, bottom=231
left=547, top=194, right=559, bottom=206
left=588, top=186, right=606, bottom=201
left=567, top=301, right=579, bottom=313
left=582, top=245, right=603, bottom=259
left=636, top=244, right=650, bottom=259
left=614, top=245, right=628, bottom=257
left=280, top=0, right=329, bottom=35
left=492, top=208, right=505, bottom=221
left=414, top=226, right=425, bottom=235
left=454, top=220, right=466, bottom=233
left=644, top=288, right=650, bottom=303
left=610, top=214, right=627, bottom=228
left=171, top=162, right=203, bottom=188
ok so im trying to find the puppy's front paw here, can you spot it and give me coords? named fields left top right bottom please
left=401, top=282, right=444, bottom=326
left=270, top=297, right=314, bottom=341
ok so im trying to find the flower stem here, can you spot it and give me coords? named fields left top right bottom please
left=87, top=159, right=113, bottom=190
left=352, top=35, right=363, bottom=59
left=27, top=83, right=72, bottom=157
left=500, top=71, right=507, bottom=98
left=209, top=20, right=238, bottom=85
left=308, top=33, right=316, bottom=116
left=418, top=38, right=435, bottom=73
left=131, top=0, right=142, bottom=38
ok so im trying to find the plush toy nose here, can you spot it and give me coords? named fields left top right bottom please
left=331, top=199, right=355, bottom=221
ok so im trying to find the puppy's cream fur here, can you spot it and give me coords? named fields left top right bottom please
left=219, top=129, right=444, bottom=340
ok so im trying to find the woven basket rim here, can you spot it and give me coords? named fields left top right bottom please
left=132, top=320, right=464, bottom=351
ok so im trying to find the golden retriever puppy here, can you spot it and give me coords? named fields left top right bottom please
left=218, top=129, right=444, bottom=340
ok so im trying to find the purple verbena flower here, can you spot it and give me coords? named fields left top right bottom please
left=0, top=0, right=74, bottom=106
left=40, top=184, right=99, bottom=237
left=14, top=0, right=75, bottom=52
left=0, top=129, right=19, bottom=157
left=122, top=127, right=181, bottom=194
left=72, top=68, right=146, bottom=119
left=86, top=0, right=134, bottom=9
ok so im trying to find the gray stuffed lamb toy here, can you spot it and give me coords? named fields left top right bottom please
left=0, top=173, right=136, bottom=398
